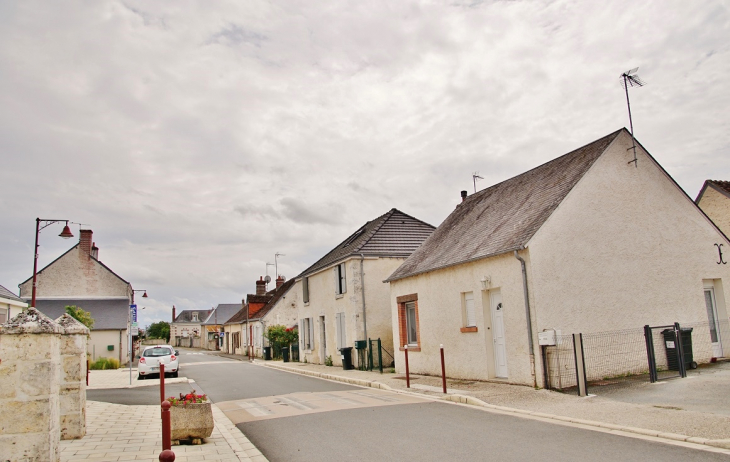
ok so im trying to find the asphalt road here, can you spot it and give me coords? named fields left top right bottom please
left=169, top=349, right=728, bottom=462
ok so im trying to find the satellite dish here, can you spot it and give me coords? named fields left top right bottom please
left=264, top=275, right=271, bottom=284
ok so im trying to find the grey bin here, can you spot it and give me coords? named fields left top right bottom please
left=661, top=327, right=697, bottom=371
left=263, top=346, right=271, bottom=361
left=340, top=347, right=354, bottom=370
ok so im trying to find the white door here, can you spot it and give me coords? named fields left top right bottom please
left=490, top=290, right=508, bottom=378
left=320, top=316, right=327, bottom=361
left=704, top=285, right=724, bottom=358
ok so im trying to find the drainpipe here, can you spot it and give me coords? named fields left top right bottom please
left=360, top=254, right=367, bottom=342
left=514, top=250, right=537, bottom=387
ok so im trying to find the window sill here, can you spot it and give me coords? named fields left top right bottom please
left=399, top=346, right=421, bottom=352
left=304, top=302, right=310, bottom=306
left=335, top=294, right=344, bottom=299
left=460, top=327, right=478, bottom=333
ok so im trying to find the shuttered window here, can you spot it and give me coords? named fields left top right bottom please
left=334, top=263, right=347, bottom=295
left=336, top=312, right=346, bottom=349
left=464, top=292, right=476, bottom=327
left=303, top=277, right=310, bottom=303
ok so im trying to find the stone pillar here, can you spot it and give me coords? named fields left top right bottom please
left=0, top=308, right=62, bottom=462
left=56, top=314, right=90, bottom=440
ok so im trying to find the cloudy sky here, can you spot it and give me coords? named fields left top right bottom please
left=1, top=1, right=728, bottom=328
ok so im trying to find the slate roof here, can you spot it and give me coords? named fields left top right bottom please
left=32, top=298, right=129, bottom=330
left=0, top=284, right=25, bottom=303
left=19, top=244, right=130, bottom=286
left=387, top=129, right=623, bottom=282
left=202, top=304, right=242, bottom=325
left=174, top=309, right=211, bottom=323
left=299, top=208, right=435, bottom=278
left=696, top=180, right=730, bottom=202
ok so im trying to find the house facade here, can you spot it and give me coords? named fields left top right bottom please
left=248, top=277, right=298, bottom=358
left=294, top=209, right=435, bottom=367
left=0, top=284, right=27, bottom=323
left=171, top=306, right=212, bottom=348
left=386, top=129, right=730, bottom=387
left=201, top=303, right=241, bottom=350
left=223, top=278, right=272, bottom=355
left=696, top=180, right=730, bottom=237
left=18, top=229, right=135, bottom=364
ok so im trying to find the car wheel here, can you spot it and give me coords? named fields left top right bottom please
left=173, top=371, right=179, bottom=378
left=138, top=374, right=144, bottom=380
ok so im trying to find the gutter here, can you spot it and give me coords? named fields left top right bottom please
left=360, top=254, right=367, bottom=342
left=514, top=250, right=537, bottom=387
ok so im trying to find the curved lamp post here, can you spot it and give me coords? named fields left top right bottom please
left=129, top=289, right=148, bottom=384
left=31, top=218, right=74, bottom=307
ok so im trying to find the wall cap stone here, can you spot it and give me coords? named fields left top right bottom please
left=55, top=314, right=91, bottom=336
left=0, top=307, right=63, bottom=334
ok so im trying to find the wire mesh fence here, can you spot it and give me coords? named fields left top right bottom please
left=545, top=319, right=730, bottom=394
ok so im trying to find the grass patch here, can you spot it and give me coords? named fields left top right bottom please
left=89, top=357, right=120, bottom=370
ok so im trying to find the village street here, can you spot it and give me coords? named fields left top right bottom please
left=88, top=349, right=730, bottom=461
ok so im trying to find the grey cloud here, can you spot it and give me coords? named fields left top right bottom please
left=279, top=197, right=337, bottom=225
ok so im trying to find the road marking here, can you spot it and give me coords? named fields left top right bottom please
left=218, top=389, right=429, bottom=424
left=180, top=360, right=239, bottom=367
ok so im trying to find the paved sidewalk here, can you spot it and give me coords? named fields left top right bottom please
left=62, top=369, right=267, bottom=462
left=241, top=357, right=730, bottom=452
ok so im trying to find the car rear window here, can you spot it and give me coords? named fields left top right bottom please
left=143, top=348, right=173, bottom=357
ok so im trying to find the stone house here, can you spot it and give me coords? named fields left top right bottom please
left=201, top=303, right=242, bottom=350
left=294, top=208, right=435, bottom=367
left=18, top=229, right=135, bottom=364
left=696, top=180, right=730, bottom=237
left=386, top=129, right=730, bottom=387
left=0, top=283, right=26, bottom=323
left=171, top=306, right=212, bottom=348
left=223, top=277, right=273, bottom=355
left=247, top=277, right=298, bottom=358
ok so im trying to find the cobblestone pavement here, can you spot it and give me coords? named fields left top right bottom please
left=61, top=369, right=267, bottom=462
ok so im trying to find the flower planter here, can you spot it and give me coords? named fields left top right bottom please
left=169, top=402, right=214, bottom=444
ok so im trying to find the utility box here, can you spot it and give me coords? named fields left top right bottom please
left=538, top=330, right=559, bottom=346
left=354, top=340, right=367, bottom=349
left=107, top=345, right=114, bottom=351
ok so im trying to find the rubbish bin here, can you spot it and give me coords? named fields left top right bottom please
left=282, top=347, right=290, bottom=363
left=662, top=327, right=697, bottom=371
left=263, top=346, right=271, bottom=361
left=340, top=347, right=354, bottom=370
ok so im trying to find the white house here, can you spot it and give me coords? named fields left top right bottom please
left=696, top=180, right=730, bottom=237
left=0, top=284, right=27, bottom=323
left=386, top=129, right=730, bottom=387
left=295, top=208, right=435, bottom=367
left=171, top=306, right=212, bottom=348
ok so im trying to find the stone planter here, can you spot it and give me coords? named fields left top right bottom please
left=169, top=402, right=214, bottom=444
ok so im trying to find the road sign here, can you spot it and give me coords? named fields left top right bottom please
left=130, top=304, right=137, bottom=323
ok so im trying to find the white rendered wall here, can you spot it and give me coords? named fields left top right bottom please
left=87, top=329, right=127, bottom=365
left=698, top=186, right=730, bottom=237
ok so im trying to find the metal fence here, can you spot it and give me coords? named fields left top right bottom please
left=545, top=318, right=730, bottom=394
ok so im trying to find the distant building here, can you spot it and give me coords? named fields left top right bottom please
left=696, top=180, right=730, bottom=236
left=0, top=284, right=27, bottom=323
left=171, top=306, right=212, bottom=348
left=201, top=303, right=242, bottom=350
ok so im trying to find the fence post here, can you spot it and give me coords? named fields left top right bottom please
left=377, top=338, right=383, bottom=374
left=160, top=400, right=175, bottom=460
left=440, top=344, right=447, bottom=394
left=404, top=344, right=410, bottom=388
left=368, top=338, right=373, bottom=371
left=644, top=325, right=656, bottom=383
left=675, top=322, right=687, bottom=378
left=572, top=333, right=588, bottom=397
left=159, top=363, right=165, bottom=412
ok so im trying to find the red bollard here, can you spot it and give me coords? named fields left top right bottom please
left=159, top=363, right=166, bottom=407
left=160, top=400, right=175, bottom=460
left=404, top=344, right=410, bottom=388
left=440, top=344, right=447, bottom=394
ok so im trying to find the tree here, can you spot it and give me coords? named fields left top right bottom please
left=265, top=324, right=298, bottom=358
left=147, top=321, right=170, bottom=342
left=65, top=305, right=94, bottom=329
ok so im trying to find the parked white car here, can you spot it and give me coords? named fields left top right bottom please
left=137, top=345, right=179, bottom=379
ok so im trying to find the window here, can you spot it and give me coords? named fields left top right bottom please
left=396, top=294, right=420, bottom=349
left=336, top=312, right=346, bottom=349
left=461, top=292, right=478, bottom=332
left=192, top=312, right=199, bottom=322
left=334, top=263, right=347, bottom=295
left=301, top=317, right=314, bottom=350
left=0, top=308, right=7, bottom=324
left=303, top=277, right=310, bottom=304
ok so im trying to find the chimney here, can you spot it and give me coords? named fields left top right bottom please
left=461, top=190, right=468, bottom=202
left=79, top=229, right=93, bottom=255
left=172, top=305, right=176, bottom=323
left=91, top=242, right=99, bottom=260
left=276, top=275, right=286, bottom=289
left=256, top=276, right=266, bottom=295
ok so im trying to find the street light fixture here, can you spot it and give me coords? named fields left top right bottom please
left=129, top=289, right=148, bottom=385
left=31, top=218, right=74, bottom=308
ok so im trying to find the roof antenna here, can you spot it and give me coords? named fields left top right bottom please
left=621, top=67, right=645, bottom=168
left=275, top=252, right=285, bottom=280
left=472, top=172, right=484, bottom=193
left=265, top=262, right=274, bottom=289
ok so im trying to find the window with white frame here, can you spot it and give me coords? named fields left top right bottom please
left=336, top=312, right=346, bottom=349
left=192, top=312, right=199, bottom=322
left=463, top=292, right=476, bottom=327
left=303, top=277, right=310, bottom=303
left=334, top=263, right=347, bottom=295
left=300, top=318, right=314, bottom=350
left=406, top=302, right=418, bottom=345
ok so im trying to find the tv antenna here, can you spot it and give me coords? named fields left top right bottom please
left=265, top=263, right=274, bottom=288
left=275, top=252, right=285, bottom=279
left=620, top=67, right=645, bottom=167
left=472, top=172, right=484, bottom=193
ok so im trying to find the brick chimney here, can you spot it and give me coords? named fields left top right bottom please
left=276, top=275, right=286, bottom=289
left=172, top=305, right=176, bottom=323
left=256, top=276, right=266, bottom=295
left=461, top=190, right=467, bottom=202
left=79, top=229, right=93, bottom=255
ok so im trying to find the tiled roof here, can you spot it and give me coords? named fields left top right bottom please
left=32, top=298, right=130, bottom=330
left=202, top=304, right=242, bottom=325
left=251, top=278, right=296, bottom=321
left=0, top=284, right=24, bottom=303
left=387, top=129, right=623, bottom=282
left=697, top=180, right=730, bottom=202
left=174, top=309, right=211, bottom=323
left=299, top=208, right=435, bottom=278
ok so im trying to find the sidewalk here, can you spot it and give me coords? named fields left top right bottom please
left=242, top=357, right=730, bottom=452
left=62, top=369, right=267, bottom=462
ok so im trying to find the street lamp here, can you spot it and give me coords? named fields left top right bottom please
left=129, top=289, right=148, bottom=384
left=31, top=218, right=74, bottom=308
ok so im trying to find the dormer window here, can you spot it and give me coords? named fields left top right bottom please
left=192, top=312, right=199, bottom=322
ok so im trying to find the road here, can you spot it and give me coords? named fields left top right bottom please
left=90, top=349, right=728, bottom=461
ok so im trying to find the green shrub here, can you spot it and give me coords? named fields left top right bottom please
left=90, top=357, right=120, bottom=370
left=325, top=355, right=333, bottom=366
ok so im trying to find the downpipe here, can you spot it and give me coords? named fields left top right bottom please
left=514, top=250, right=537, bottom=387
left=360, top=254, right=367, bottom=342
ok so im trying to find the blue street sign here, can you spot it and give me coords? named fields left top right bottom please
left=130, top=304, right=137, bottom=323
